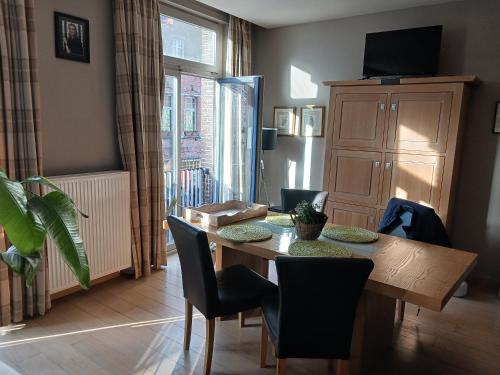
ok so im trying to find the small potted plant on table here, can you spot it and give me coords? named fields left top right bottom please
left=290, top=201, right=328, bottom=240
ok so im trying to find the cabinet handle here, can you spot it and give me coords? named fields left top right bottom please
left=369, top=216, right=375, bottom=224
left=379, top=103, right=385, bottom=111
left=391, top=103, right=397, bottom=111
left=385, top=162, right=392, bottom=170
left=374, top=161, right=381, bottom=168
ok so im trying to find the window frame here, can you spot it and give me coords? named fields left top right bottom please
left=159, top=4, right=224, bottom=77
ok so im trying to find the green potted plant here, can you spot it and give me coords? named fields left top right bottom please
left=0, top=170, right=89, bottom=288
left=289, top=201, right=328, bottom=240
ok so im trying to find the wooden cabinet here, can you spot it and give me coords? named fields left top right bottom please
left=381, top=153, right=444, bottom=209
left=386, top=92, right=452, bottom=152
left=333, top=93, right=387, bottom=149
left=327, top=149, right=382, bottom=206
left=325, top=201, right=377, bottom=231
left=323, top=76, right=478, bottom=227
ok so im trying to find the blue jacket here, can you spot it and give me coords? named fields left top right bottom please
left=378, top=198, right=451, bottom=247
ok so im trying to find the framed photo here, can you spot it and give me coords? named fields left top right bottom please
left=54, top=12, right=90, bottom=63
left=494, top=101, right=500, bottom=134
left=300, top=106, right=325, bottom=137
left=273, top=107, right=296, bottom=136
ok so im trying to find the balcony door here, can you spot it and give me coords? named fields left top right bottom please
left=215, top=76, right=263, bottom=203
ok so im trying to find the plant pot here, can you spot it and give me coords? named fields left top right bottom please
left=290, top=214, right=328, bottom=241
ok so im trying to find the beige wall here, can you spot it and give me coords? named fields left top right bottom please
left=254, top=0, right=500, bottom=282
left=35, top=0, right=121, bottom=176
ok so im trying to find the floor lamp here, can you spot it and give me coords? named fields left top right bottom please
left=260, top=128, right=277, bottom=207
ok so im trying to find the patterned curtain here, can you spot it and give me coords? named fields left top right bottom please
left=0, top=0, right=50, bottom=325
left=226, top=15, right=252, bottom=77
left=113, top=0, right=165, bottom=278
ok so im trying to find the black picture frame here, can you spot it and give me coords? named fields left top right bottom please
left=494, top=101, right=500, bottom=134
left=54, top=12, right=90, bottom=63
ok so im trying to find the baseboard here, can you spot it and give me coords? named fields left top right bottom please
left=50, top=271, right=122, bottom=301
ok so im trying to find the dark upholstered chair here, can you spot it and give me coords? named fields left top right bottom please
left=378, top=198, right=451, bottom=321
left=166, top=216, right=277, bottom=375
left=270, top=188, right=329, bottom=213
left=260, top=256, right=374, bottom=375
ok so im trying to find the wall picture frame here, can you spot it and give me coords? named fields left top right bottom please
left=273, top=107, right=296, bottom=136
left=54, top=12, right=90, bottom=63
left=494, top=101, right=500, bottom=134
left=300, top=106, right=325, bottom=137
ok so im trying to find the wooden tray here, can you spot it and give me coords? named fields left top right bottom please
left=185, top=200, right=268, bottom=227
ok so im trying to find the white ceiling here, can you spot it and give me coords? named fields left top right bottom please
left=196, top=0, right=457, bottom=28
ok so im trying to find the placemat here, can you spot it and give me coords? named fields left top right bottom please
left=217, top=224, right=273, bottom=243
left=265, top=214, right=294, bottom=227
left=322, top=224, right=379, bottom=243
left=288, top=240, right=353, bottom=257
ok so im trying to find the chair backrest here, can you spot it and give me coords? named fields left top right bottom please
left=167, top=216, right=219, bottom=318
left=281, top=189, right=329, bottom=213
left=274, top=256, right=374, bottom=360
left=378, top=198, right=450, bottom=247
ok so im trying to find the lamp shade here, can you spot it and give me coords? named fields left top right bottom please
left=262, top=128, right=277, bottom=150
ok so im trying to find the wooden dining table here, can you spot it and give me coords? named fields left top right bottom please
left=165, top=214, right=478, bottom=375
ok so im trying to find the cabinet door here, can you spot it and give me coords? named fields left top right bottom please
left=328, top=149, right=382, bottom=206
left=381, top=153, right=444, bottom=210
left=386, top=92, right=452, bottom=152
left=333, top=93, right=387, bottom=149
left=325, top=201, right=377, bottom=231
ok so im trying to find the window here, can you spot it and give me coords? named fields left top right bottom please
left=161, top=15, right=216, bottom=66
left=159, top=5, right=223, bottom=76
left=183, top=96, right=197, bottom=132
left=162, top=94, right=173, bottom=132
left=172, top=38, right=185, bottom=59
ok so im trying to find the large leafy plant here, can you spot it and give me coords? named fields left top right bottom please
left=0, top=170, right=89, bottom=288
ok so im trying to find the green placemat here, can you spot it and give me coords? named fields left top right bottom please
left=322, top=224, right=379, bottom=243
left=288, top=240, right=353, bottom=257
left=217, top=224, right=272, bottom=243
left=265, top=214, right=294, bottom=227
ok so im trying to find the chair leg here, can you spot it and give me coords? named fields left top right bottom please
left=277, top=358, right=287, bottom=375
left=397, top=299, right=406, bottom=322
left=336, top=359, right=350, bottom=375
left=260, top=320, right=268, bottom=368
left=204, top=319, right=215, bottom=375
left=328, top=359, right=334, bottom=372
left=184, top=299, right=193, bottom=351
left=239, top=312, right=245, bottom=328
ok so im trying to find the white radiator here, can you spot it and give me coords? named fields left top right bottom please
left=42, top=171, right=132, bottom=294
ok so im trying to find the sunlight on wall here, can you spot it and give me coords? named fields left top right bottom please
left=290, top=65, right=318, bottom=99
left=288, top=160, right=296, bottom=188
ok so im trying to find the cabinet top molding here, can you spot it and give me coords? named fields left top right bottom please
left=323, top=75, right=480, bottom=87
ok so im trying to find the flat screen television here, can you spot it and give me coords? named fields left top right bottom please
left=363, top=25, right=442, bottom=78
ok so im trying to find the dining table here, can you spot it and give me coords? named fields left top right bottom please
left=164, top=213, right=478, bottom=375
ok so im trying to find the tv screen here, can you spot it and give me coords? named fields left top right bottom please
left=363, top=26, right=442, bottom=78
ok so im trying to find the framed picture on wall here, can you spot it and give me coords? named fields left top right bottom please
left=300, top=106, right=325, bottom=137
left=273, top=107, right=296, bottom=136
left=494, top=101, right=500, bottom=134
left=54, top=12, right=90, bottom=63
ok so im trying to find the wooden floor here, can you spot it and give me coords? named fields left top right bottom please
left=0, top=254, right=499, bottom=375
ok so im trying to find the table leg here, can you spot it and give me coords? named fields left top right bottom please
left=349, top=290, right=396, bottom=375
left=215, top=244, right=269, bottom=322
